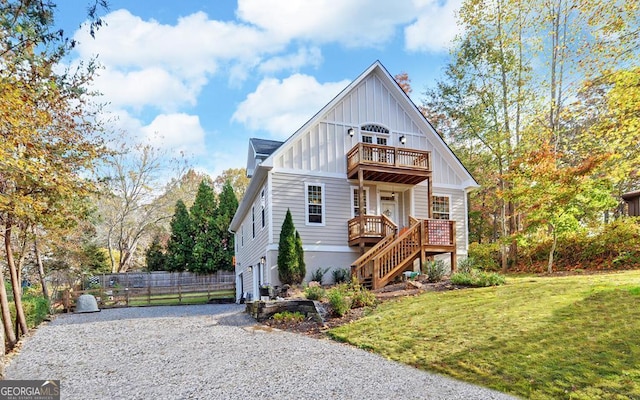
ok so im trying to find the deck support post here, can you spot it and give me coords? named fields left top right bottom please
left=419, top=220, right=426, bottom=271
left=358, top=169, right=365, bottom=255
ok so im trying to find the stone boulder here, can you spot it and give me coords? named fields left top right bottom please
left=75, top=294, right=100, bottom=313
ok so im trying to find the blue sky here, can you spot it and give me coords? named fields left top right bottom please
left=55, top=0, right=461, bottom=178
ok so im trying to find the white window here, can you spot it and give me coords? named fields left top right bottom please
left=261, top=189, right=266, bottom=229
left=241, top=224, right=244, bottom=247
left=252, top=206, right=255, bottom=238
left=305, top=183, right=325, bottom=225
left=432, top=195, right=450, bottom=220
left=350, top=187, right=370, bottom=217
left=361, top=124, right=389, bottom=146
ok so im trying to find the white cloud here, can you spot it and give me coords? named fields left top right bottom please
left=232, top=74, right=349, bottom=138
left=141, top=113, right=207, bottom=156
left=74, top=10, right=281, bottom=75
left=72, top=9, right=286, bottom=112
left=237, top=0, right=415, bottom=47
left=405, top=0, right=463, bottom=52
left=93, top=67, right=200, bottom=112
left=258, top=47, right=323, bottom=75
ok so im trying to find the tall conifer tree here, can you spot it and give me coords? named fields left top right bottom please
left=166, top=200, right=193, bottom=272
left=215, top=180, right=239, bottom=271
left=190, top=181, right=218, bottom=273
left=277, top=209, right=297, bottom=284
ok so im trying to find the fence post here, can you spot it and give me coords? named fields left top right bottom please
left=147, top=284, right=151, bottom=305
left=178, top=283, right=182, bottom=304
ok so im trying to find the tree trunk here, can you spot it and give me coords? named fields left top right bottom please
left=0, top=265, right=17, bottom=349
left=34, top=232, right=50, bottom=302
left=547, top=224, right=557, bottom=274
left=4, top=221, right=29, bottom=337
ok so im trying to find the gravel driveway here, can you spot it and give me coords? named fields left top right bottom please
left=5, top=304, right=517, bottom=399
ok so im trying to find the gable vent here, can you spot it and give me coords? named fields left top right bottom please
left=361, top=124, right=389, bottom=134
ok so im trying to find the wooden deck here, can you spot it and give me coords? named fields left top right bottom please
left=346, top=143, right=432, bottom=185
left=351, top=218, right=456, bottom=289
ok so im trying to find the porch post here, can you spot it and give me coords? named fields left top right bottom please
left=419, top=220, right=426, bottom=271
left=358, top=169, right=365, bottom=255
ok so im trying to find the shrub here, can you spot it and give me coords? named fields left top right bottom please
left=272, top=311, right=305, bottom=323
left=350, top=286, right=377, bottom=308
left=423, top=260, right=446, bottom=283
left=310, top=267, right=330, bottom=284
left=457, top=257, right=475, bottom=274
left=468, top=242, right=501, bottom=271
left=13, top=293, right=50, bottom=329
left=332, top=268, right=350, bottom=284
left=450, top=270, right=506, bottom=287
left=327, top=287, right=351, bottom=317
left=304, top=285, right=325, bottom=301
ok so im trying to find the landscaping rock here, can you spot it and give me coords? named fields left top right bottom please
left=406, top=280, right=423, bottom=289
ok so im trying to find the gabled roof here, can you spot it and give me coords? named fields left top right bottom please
left=262, top=60, right=478, bottom=188
left=230, top=60, right=479, bottom=232
left=250, top=138, right=283, bottom=156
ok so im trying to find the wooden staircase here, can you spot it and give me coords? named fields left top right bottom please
left=351, top=217, right=457, bottom=290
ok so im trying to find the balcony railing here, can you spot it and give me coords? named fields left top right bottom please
left=346, top=143, right=431, bottom=184
left=348, top=214, right=397, bottom=246
left=347, top=143, right=431, bottom=171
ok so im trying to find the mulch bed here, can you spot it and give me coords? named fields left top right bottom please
left=262, top=277, right=465, bottom=338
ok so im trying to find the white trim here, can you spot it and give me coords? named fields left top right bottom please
left=409, top=187, right=415, bottom=217
left=265, top=244, right=357, bottom=253
left=274, top=168, right=346, bottom=180
left=429, top=182, right=476, bottom=191
left=251, top=206, right=256, bottom=239
left=350, top=186, right=371, bottom=218
left=464, top=187, right=471, bottom=252
left=432, top=193, right=452, bottom=220
left=267, top=172, right=274, bottom=244
left=304, top=182, right=326, bottom=226
left=260, top=188, right=266, bottom=231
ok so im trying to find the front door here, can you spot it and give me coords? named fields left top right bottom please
left=381, top=199, right=398, bottom=226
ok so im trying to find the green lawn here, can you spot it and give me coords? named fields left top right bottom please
left=104, top=290, right=235, bottom=307
left=329, top=271, right=640, bottom=399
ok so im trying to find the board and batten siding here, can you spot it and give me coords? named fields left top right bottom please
left=273, top=72, right=466, bottom=188
left=270, top=172, right=353, bottom=248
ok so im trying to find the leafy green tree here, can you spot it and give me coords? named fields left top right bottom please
left=166, top=200, right=193, bottom=272
left=190, top=181, right=218, bottom=273
left=81, top=243, right=111, bottom=275
left=145, top=234, right=168, bottom=271
left=277, top=209, right=298, bottom=285
left=215, top=180, right=239, bottom=271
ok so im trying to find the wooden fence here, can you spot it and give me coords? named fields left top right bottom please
left=65, top=271, right=236, bottom=310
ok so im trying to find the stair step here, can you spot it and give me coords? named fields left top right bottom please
left=361, top=277, right=373, bottom=289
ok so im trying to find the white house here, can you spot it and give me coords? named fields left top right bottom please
left=229, top=61, right=478, bottom=302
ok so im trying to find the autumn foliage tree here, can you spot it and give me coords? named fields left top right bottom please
left=0, top=0, right=108, bottom=348
left=423, top=0, right=639, bottom=271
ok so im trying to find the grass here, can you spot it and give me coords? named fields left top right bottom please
left=328, top=271, right=640, bottom=399
left=115, top=290, right=235, bottom=307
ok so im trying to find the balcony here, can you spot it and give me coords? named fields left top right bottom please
left=348, top=214, right=397, bottom=246
left=346, top=143, right=431, bottom=185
